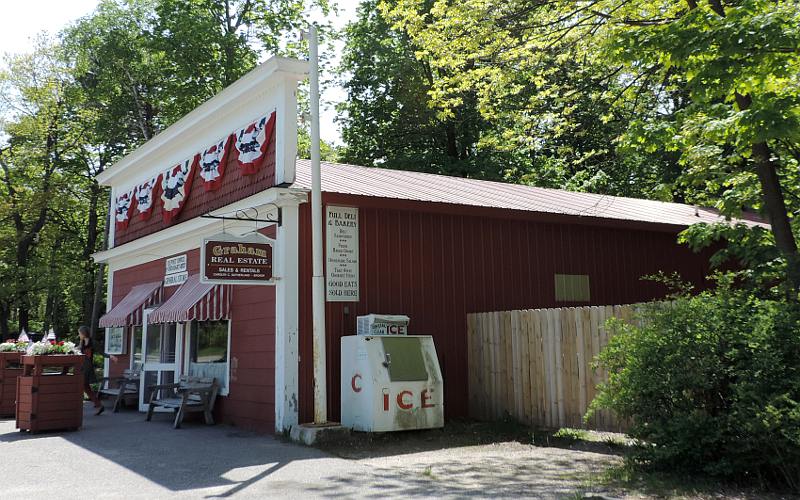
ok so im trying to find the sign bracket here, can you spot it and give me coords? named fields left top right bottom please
left=200, top=205, right=282, bottom=226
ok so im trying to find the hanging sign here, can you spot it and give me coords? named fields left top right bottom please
left=201, top=232, right=275, bottom=285
left=326, top=206, right=360, bottom=302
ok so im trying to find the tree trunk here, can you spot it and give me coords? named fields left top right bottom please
left=751, top=141, right=800, bottom=288
left=89, top=193, right=111, bottom=338
left=82, top=181, right=101, bottom=324
left=735, top=93, right=800, bottom=288
left=0, top=302, right=10, bottom=339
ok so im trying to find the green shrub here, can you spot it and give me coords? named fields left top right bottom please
left=589, top=275, right=800, bottom=491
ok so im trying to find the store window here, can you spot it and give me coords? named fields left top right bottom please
left=187, top=320, right=230, bottom=394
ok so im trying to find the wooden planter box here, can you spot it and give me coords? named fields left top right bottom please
left=16, top=355, right=84, bottom=433
left=0, top=352, right=23, bottom=417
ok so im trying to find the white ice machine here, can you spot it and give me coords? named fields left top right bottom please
left=340, top=335, right=444, bottom=432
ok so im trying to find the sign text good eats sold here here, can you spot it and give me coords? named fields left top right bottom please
left=201, top=232, right=275, bottom=285
left=326, top=205, right=359, bottom=302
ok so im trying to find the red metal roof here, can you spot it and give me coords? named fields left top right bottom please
left=293, top=160, right=764, bottom=229
left=99, top=281, right=163, bottom=328
left=149, top=274, right=232, bottom=324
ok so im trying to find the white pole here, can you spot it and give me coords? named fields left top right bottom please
left=308, top=23, right=327, bottom=425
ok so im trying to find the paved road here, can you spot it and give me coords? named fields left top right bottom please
left=0, top=404, right=619, bottom=499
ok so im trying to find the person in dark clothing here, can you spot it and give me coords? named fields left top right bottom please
left=77, top=326, right=117, bottom=416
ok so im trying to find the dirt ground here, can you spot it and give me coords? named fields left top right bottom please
left=315, top=420, right=794, bottom=499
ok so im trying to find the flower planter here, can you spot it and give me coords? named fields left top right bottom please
left=16, top=355, right=85, bottom=433
left=0, top=352, right=23, bottom=417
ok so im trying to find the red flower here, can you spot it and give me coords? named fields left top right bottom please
left=58, top=341, right=64, bottom=346
left=50, top=341, right=56, bottom=345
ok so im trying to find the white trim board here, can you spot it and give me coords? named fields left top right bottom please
left=93, top=187, right=307, bottom=269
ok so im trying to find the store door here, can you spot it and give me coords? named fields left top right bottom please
left=139, top=309, right=183, bottom=411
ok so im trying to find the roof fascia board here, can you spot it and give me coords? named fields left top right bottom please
left=93, top=187, right=308, bottom=267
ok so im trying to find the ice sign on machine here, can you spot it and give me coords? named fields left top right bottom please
left=357, top=314, right=409, bottom=336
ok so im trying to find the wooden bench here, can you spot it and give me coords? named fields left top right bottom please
left=98, top=369, right=140, bottom=413
left=145, top=376, right=218, bottom=429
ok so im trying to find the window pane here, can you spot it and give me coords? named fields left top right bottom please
left=132, top=326, right=143, bottom=371
left=145, top=324, right=161, bottom=363
left=189, top=321, right=229, bottom=392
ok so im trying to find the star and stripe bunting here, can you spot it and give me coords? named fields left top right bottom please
left=234, top=112, right=276, bottom=175
left=114, top=188, right=137, bottom=230
left=112, top=109, right=276, bottom=230
left=161, top=155, right=198, bottom=224
left=199, top=135, right=233, bottom=191
left=135, top=175, right=161, bottom=220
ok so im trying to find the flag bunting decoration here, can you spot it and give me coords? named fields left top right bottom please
left=113, top=109, right=276, bottom=230
left=234, top=112, right=276, bottom=175
left=199, top=134, right=233, bottom=191
left=161, top=155, right=198, bottom=224
left=115, top=188, right=137, bottom=230
left=135, top=175, right=161, bottom=220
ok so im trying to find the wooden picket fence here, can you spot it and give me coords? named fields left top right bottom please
left=466, top=305, right=638, bottom=432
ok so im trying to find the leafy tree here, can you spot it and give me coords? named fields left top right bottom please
left=338, top=0, right=506, bottom=178
left=385, top=0, right=800, bottom=288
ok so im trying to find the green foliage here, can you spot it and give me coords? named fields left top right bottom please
left=338, top=0, right=507, bottom=179
left=589, top=276, right=800, bottom=491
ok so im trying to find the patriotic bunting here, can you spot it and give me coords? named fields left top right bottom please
left=115, top=188, right=137, bottom=230
left=135, top=175, right=161, bottom=220
left=234, top=113, right=276, bottom=175
left=114, top=110, right=276, bottom=231
left=161, top=155, right=198, bottom=224
left=199, top=134, right=233, bottom=191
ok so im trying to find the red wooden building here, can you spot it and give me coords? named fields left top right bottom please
left=94, top=56, right=755, bottom=432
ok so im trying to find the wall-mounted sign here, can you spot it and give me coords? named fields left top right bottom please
left=105, top=327, right=126, bottom=355
left=165, top=272, right=188, bottom=287
left=201, top=232, right=275, bottom=285
left=165, top=254, right=188, bottom=287
left=166, top=254, right=187, bottom=274
left=326, top=206, right=359, bottom=302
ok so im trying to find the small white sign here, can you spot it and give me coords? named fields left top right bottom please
left=326, top=206, right=359, bottom=302
left=105, top=327, right=126, bottom=355
left=164, top=271, right=188, bottom=287
left=166, top=254, right=187, bottom=275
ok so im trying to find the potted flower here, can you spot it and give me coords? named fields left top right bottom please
left=0, top=340, right=29, bottom=417
left=26, top=340, right=78, bottom=356
left=17, top=340, right=85, bottom=433
left=0, top=340, right=28, bottom=353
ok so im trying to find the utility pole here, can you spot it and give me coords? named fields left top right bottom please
left=307, top=23, right=327, bottom=425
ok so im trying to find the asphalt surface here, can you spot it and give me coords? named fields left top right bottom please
left=0, top=403, right=619, bottom=499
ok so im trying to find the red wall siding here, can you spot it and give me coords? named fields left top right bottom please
left=109, top=234, right=277, bottom=432
left=298, top=195, right=715, bottom=423
left=115, top=122, right=277, bottom=246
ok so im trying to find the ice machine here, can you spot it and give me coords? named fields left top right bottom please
left=340, top=334, right=444, bottom=432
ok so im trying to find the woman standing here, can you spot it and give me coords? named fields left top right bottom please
left=77, top=326, right=116, bottom=416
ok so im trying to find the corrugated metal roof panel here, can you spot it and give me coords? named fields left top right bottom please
left=293, top=160, right=765, bottom=228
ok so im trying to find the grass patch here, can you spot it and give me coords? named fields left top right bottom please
left=421, top=466, right=437, bottom=480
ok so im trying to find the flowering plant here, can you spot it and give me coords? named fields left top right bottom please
left=0, top=340, right=28, bottom=353
left=26, top=340, right=78, bottom=356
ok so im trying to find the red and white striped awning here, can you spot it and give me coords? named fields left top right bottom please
left=99, top=281, right=163, bottom=328
left=148, top=274, right=232, bottom=324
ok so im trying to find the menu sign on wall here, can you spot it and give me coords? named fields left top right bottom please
left=326, top=206, right=359, bottom=302
left=201, top=232, right=275, bottom=285
left=164, top=254, right=188, bottom=287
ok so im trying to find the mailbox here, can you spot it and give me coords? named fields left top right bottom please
left=341, top=335, right=444, bottom=432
